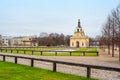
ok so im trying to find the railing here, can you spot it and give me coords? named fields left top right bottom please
left=0, top=53, right=120, bottom=78
left=0, top=46, right=76, bottom=49
left=0, top=48, right=99, bottom=56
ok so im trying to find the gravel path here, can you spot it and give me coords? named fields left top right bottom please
left=0, top=49, right=120, bottom=80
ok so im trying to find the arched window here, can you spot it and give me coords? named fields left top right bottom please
left=82, top=42, right=84, bottom=46
left=77, top=29, right=79, bottom=32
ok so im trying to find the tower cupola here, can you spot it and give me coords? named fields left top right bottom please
left=75, top=19, right=83, bottom=32
left=78, top=19, right=81, bottom=28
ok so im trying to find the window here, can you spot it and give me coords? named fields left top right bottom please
left=82, top=42, right=84, bottom=46
left=77, top=29, right=79, bottom=32
left=29, top=38, right=31, bottom=40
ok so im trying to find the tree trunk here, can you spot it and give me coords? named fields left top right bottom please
left=108, top=43, right=110, bottom=55
left=119, top=41, right=120, bottom=62
left=112, top=38, right=114, bottom=57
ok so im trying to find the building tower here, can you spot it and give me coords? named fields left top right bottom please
left=70, top=19, right=89, bottom=48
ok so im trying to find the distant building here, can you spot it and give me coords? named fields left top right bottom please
left=70, top=19, right=89, bottom=47
left=2, top=36, right=12, bottom=46
left=11, top=36, right=38, bottom=46
left=0, top=35, right=2, bottom=46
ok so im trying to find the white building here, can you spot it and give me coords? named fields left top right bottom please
left=11, top=36, right=39, bottom=47
left=2, top=36, right=12, bottom=46
left=0, top=35, right=2, bottom=46
left=70, top=19, right=89, bottom=48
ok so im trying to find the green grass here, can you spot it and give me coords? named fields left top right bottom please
left=78, top=48, right=88, bottom=51
left=41, top=52, right=81, bottom=56
left=87, top=48, right=97, bottom=51
left=85, top=48, right=98, bottom=56
left=0, top=61, right=97, bottom=80
left=0, top=47, right=98, bottom=56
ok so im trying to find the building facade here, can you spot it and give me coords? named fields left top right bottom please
left=0, top=35, right=2, bottom=46
left=11, top=36, right=38, bottom=47
left=70, top=19, right=89, bottom=48
left=2, top=36, right=12, bottom=46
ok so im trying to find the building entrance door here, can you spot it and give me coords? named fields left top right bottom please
left=76, top=41, right=79, bottom=48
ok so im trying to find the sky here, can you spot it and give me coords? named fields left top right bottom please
left=0, top=0, right=120, bottom=37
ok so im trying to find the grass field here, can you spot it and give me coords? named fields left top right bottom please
left=0, top=61, right=97, bottom=80
left=0, top=47, right=98, bottom=56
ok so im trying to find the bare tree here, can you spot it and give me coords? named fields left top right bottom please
left=101, top=3, right=120, bottom=61
left=116, top=5, right=120, bottom=61
left=38, top=32, right=70, bottom=46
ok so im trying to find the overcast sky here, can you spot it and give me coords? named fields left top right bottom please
left=0, top=0, right=119, bottom=37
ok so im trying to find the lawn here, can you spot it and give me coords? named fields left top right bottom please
left=0, top=61, right=97, bottom=80
left=0, top=47, right=98, bottom=56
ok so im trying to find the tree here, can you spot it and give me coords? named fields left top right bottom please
left=101, top=3, right=120, bottom=61
left=38, top=32, right=71, bottom=46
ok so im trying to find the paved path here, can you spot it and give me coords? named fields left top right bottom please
left=0, top=49, right=120, bottom=80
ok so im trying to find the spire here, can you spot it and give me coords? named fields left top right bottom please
left=78, top=19, right=81, bottom=28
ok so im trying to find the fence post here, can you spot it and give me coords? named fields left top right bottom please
left=70, top=52, right=72, bottom=56
left=31, top=58, right=34, bottom=67
left=32, top=51, right=33, bottom=55
left=11, top=50, right=12, bottom=53
left=41, top=51, right=42, bottom=55
left=87, top=66, right=91, bottom=78
left=53, top=62, right=56, bottom=72
left=97, top=51, right=99, bottom=56
left=55, top=52, right=57, bottom=56
left=17, top=50, right=19, bottom=54
left=24, top=50, right=26, bottom=54
left=15, top=57, right=17, bottom=64
left=83, top=52, right=85, bottom=56
left=3, top=55, right=5, bottom=61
